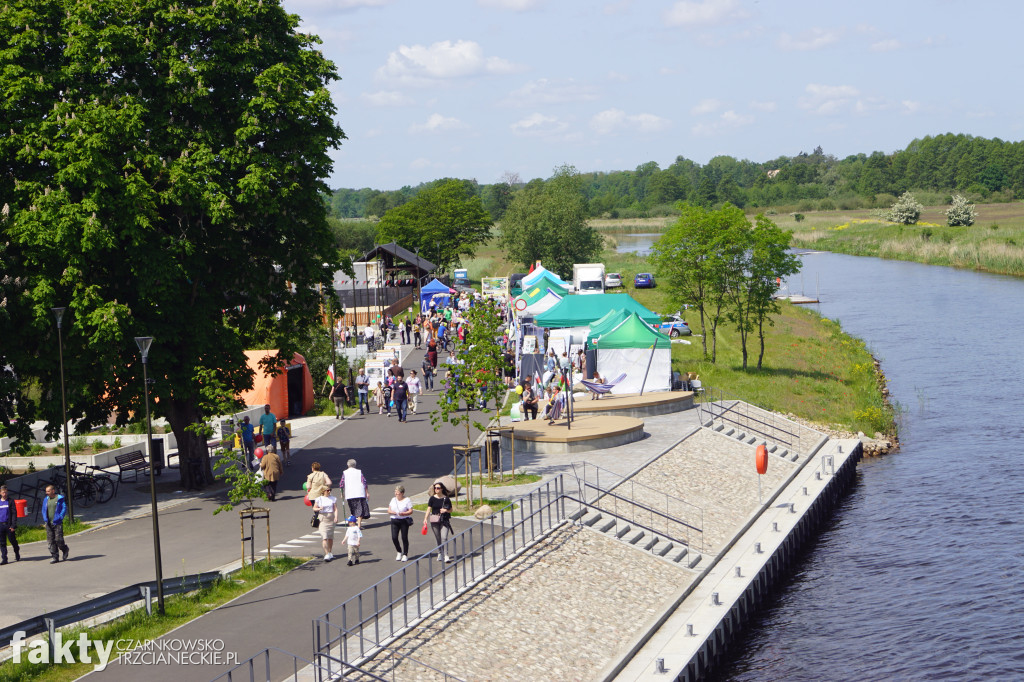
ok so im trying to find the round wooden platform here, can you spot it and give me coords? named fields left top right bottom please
left=500, top=414, right=645, bottom=455
left=571, top=390, right=694, bottom=418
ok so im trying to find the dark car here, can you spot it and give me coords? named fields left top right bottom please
left=634, top=272, right=656, bottom=288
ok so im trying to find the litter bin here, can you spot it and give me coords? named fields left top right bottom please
left=151, top=438, right=165, bottom=476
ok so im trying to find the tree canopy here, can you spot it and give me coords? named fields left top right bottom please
left=0, top=0, right=345, bottom=487
left=497, top=164, right=603, bottom=277
left=376, top=178, right=492, bottom=274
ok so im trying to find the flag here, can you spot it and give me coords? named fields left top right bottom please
left=534, top=370, right=542, bottom=387
left=327, top=364, right=336, bottom=386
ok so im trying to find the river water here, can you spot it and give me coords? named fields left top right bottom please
left=618, top=236, right=1024, bottom=680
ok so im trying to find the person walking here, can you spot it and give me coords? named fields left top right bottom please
left=388, top=486, right=413, bottom=562
left=42, top=485, right=69, bottom=564
left=330, top=382, right=348, bottom=419
left=408, top=370, right=422, bottom=414
left=412, top=320, right=422, bottom=349
left=426, top=338, right=438, bottom=371
left=344, top=515, right=362, bottom=566
left=306, top=462, right=331, bottom=501
left=0, top=485, right=21, bottom=565
left=238, top=416, right=256, bottom=469
left=381, top=381, right=393, bottom=418
left=355, top=367, right=370, bottom=415
left=404, top=318, right=412, bottom=346
left=313, top=485, right=339, bottom=562
left=259, top=447, right=283, bottom=501
left=340, top=459, right=370, bottom=529
left=373, top=381, right=385, bottom=415
left=424, top=482, right=454, bottom=563
left=421, top=356, right=434, bottom=390
left=276, top=419, right=291, bottom=465
left=258, top=404, right=278, bottom=452
left=393, top=375, right=409, bottom=423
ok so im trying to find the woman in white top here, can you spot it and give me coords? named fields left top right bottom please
left=388, top=485, right=415, bottom=561
left=313, top=486, right=340, bottom=562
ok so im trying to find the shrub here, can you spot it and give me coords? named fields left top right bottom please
left=920, top=228, right=932, bottom=241
left=792, top=213, right=805, bottom=223
left=69, top=436, right=87, bottom=453
left=945, top=194, right=976, bottom=226
left=818, top=197, right=837, bottom=211
left=886, top=192, right=922, bottom=225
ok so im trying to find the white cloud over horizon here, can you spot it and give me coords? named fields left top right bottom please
left=376, top=40, right=521, bottom=86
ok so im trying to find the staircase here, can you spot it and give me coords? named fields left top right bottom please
left=708, top=423, right=799, bottom=462
left=569, top=507, right=703, bottom=570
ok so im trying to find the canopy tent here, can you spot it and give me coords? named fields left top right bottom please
left=522, top=264, right=571, bottom=289
left=420, top=278, right=452, bottom=311
left=585, top=309, right=631, bottom=345
left=534, top=293, right=661, bottom=329
left=593, top=313, right=672, bottom=393
left=239, top=351, right=316, bottom=418
left=513, top=275, right=569, bottom=315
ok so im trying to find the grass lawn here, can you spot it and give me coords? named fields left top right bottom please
left=413, top=499, right=518, bottom=517
left=0, top=557, right=305, bottom=682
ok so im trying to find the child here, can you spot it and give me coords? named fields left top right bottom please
left=344, top=515, right=362, bottom=566
left=276, top=419, right=291, bottom=465
left=381, top=381, right=393, bottom=418
left=374, top=381, right=385, bottom=414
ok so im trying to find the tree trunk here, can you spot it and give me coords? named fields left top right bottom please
left=757, top=318, right=766, bottom=370
left=164, top=398, right=213, bottom=491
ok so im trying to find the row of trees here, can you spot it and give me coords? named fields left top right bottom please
left=331, top=133, right=1024, bottom=221
left=650, top=204, right=801, bottom=370
left=1, top=1, right=344, bottom=487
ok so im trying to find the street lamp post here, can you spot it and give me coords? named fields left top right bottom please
left=135, top=336, right=165, bottom=615
left=52, top=307, right=74, bottom=524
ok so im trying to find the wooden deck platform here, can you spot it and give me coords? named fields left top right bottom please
left=501, top=414, right=645, bottom=455
left=572, top=390, right=693, bottom=418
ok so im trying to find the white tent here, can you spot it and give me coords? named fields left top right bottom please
left=593, top=313, right=672, bottom=393
left=522, top=264, right=570, bottom=289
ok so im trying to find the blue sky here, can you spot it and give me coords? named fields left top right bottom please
left=284, top=0, right=1019, bottom=191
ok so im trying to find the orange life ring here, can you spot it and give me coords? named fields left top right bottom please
left=755, top=443, right=768, bottom=475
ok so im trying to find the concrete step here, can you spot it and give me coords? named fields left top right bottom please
left=641, top=535, right=659, bottom=551
left=722, top=427, right=735, bottom=436
left=686, top=552, right=702, bottom=569
left=581, top=512, right=603, bottom=527
left=623, top=529, right=646, bottom=545
left=768, top=444, right=779, bottom=453
left=775, top=449, right=788, bottom=458
left=652, top=540, right=674, bottom=557
left=713, top=423, right=725, bottom=432
left=735, top=431, right=746, bottom=441
left=614, top=524, right=633, bottom=539
left=568, top=507, right=588, bottom=522
left=596, top=517, right=617, bottom=534
left=790, top=453, right=799, bottom=462
left=745, top=436, right=758, bottom=444
left=669, top=546, right=689, bottom=563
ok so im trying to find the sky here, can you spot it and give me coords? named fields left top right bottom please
left=283, top=0, right=1021, bottom=191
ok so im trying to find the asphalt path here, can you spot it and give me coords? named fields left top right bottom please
left=4, top=345, right=483, bottom=680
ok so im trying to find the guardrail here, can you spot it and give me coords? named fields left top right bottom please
left=312, top=476, right=569, bottom=678
left=209, top=647, right=343, bottom=682
left=0, top=571, right=222, bottom=659
left=698, top=388, right=822, bottom=454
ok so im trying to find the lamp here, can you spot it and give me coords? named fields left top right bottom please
left=135, top=336, right=165, bottom=614
left=52, top=307, right=74, bottom=524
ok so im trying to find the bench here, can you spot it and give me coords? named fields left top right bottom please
left=105, top=450, right=150, bottom=488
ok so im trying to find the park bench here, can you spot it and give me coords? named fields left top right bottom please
left=104, top=449, right=150, bottom=488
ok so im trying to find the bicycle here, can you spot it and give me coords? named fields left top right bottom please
left=81, top=464, right=117, bottom=503
left=50, top=465, right=99, bottom=508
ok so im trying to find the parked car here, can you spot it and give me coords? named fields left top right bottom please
left=634, top=272, right=656, bottom=288
left=605, top=272, right=623, bottom=288
left=657, top=314, right=692, bottom=337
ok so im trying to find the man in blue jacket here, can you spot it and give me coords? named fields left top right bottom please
left=0, top=484, right=21, bottom=564
left=42, top=484, right=69, bottom=564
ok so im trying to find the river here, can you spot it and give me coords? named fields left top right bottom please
left=618, top=236, right=1024, bottom=680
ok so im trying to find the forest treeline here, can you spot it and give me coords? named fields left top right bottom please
left=329, top=133, right=1024, bottom=223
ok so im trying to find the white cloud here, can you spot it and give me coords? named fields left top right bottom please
left=409, top=114, right=467, bottom=134
left=691, top=109, right=753, bottom=136
left=376, top=40, right=520, bottom=85
left=502, top=78, right=599, bottom=106
left=749, top=100, right=776, bottom=112
left=510, top=113, right=570, bottom=137
left=590, top=108, right=670, bottom=135
left=477, top=0, right=541, bottom=9
left=798, top=84, right=861, bottom=116
left=871, top=39, right=904, bottom=52
left=691, top=98, right=723, bottom=115
left=901, top=100, right=921, bottom=114
left=777, top=28, right=841, bottom=51
left=663, top=0, right=747, bottom=27
left=607, top=70, right=630, bottom=82
left=361, top=90, right=414, bottom=107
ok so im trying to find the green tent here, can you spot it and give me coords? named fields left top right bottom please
left=585, top=309, right=630, bottom=346
left=517, top=275, right=568, bottom=302
left=594, top=312, right=671, bottom=349
left=534, top=293, right=660, bottom=328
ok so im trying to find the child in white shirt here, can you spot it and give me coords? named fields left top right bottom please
left=344, top=515, right=363, bottom=566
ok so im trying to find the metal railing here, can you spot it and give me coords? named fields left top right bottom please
left=312, top=633, right=466, bottom=682
left=209, top=647, right=342, bottom=682
left=313, top=477, right=569, bottom=677
left=698, top=388, right=823, bottom=454
left=571, top=462, right=704, bottom=552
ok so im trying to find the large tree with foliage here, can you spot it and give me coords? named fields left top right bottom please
left=376, top=179, right=492, bottom=274
left=0, top=0, right=344, bottom=487
left=498, top=164, right=603, bottom=278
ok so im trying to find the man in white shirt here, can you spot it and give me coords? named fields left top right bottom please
left=407, top=370, right=422, bottom=414
left=340, top=459, right=370, bottom=529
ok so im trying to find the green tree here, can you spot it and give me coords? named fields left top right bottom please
left=376, top=179, right=492, bottom=274
left=886, top=191, right=923, bottom=224
left=650, top=203, right=748, bottom=362
left=0, top=0, right=344, bottom=487
left=430, top=302, right=505, bottom=448
left=498, top=164, right=603, bottom=277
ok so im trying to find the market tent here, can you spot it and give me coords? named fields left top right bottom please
left=420, top=278, right=452, bottom=311
left=239, top=351, right=316, bottom=418
left=522, top=264, right=571, bottom=289
left=585, top=309, right=630, bottom=345
left=534, top=293, right=660, bottom=328
left=593, top=313, right=672, bottom=393
left=513, top=275, right=569, bottom=315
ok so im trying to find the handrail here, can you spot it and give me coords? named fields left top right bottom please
left=312, top=629, right=467, bottom=682
left=698, top=388, right=822, bottom=454
left=574, top=483, right=702, bottom=537
left=209, top=647, right=347, bottom=682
